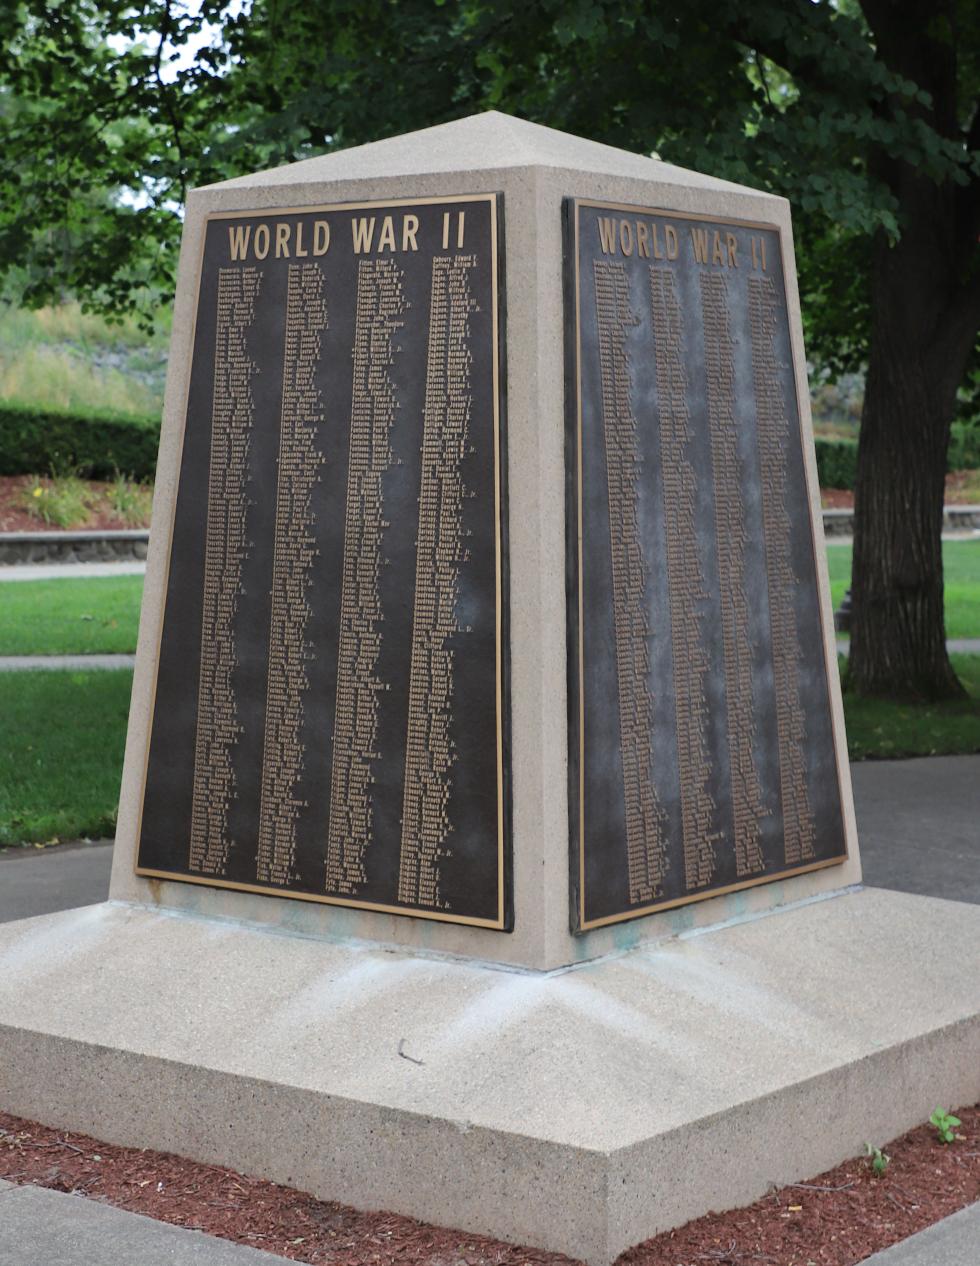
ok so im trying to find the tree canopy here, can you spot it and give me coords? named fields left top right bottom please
left=1, top=0, right=978, bottom=694
left=0, top=2, right=975, bottom=355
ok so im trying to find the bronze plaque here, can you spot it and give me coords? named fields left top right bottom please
left=137, top=194, right=510, bottom=930
left=565, top=197, right=847, bottom=932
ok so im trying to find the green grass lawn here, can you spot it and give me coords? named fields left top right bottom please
left=826, top=538, right=980, bottom=640
left=2, top=540, right=975, bottom=660
left=0, top=657, right=976, bottom=849
left=0, top=546, right=976, bottom=850
left=0, top=670, right=132, bottom=845
left=2, top=656, right=974, bottom=848
left=841, top=653, right=980, bottom=760
left=0, top=576, right=144, bottom=656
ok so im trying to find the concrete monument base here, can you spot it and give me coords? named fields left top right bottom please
left=1, top=886, right=977, bottom=1263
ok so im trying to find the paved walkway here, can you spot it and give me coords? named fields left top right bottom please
left=0, top=1179, right=294, bottom=1265
left=3, top=644, right=979, bottom=673
left=0, top=759, right=976, bottom=1262
left=851, top=754, right=980, bottom=905
left=0, top=841, right=113, bottom=923
left=836, top=636, right=980, bottom=654
left=0, top=653, right=135, bottom=672
left=0, top=754, right=977, bottom=926
left=0, top=560, right=146, bottom=582
left=857, top=1201, right=980, bottom=1264
left=1, top=758, right=977, bottom=922
left=824, top=531, right=980, bottom=544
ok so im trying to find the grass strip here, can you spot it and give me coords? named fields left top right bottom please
left=826, top=538, right=980, bottom=640
left=841, top=654, right=980, bottom=760
left=0, top=576, right=144, bottom=656
left=0, top=669, right=132, bottom=845
left=1, top=657, right=978, bottom=851
left=0, top=564, right=976, bottom=850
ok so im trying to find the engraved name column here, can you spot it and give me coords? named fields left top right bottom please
left=749, top=275, right=815, bottom=866
left=189, top=265, right=262, bottom=875
left=398, top=253, right=477, bottom=910
left=648, top=266, right=716, bottom=891
left=593, top=260, right=667, bottom=905
left=700, top=272, right=766, bottom=878
left=256, top=263, right=328, bottom=887
left=326, top=258, right=408, bottom=895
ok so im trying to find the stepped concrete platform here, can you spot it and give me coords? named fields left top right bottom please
left=1, top=887, right=977, bottom=1264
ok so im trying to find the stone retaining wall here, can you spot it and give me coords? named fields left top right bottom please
left=823, top=507, right=980, bottom=537
left=0, top=530, right=149, bottom=565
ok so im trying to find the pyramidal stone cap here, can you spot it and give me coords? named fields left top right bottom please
left=198, top=109, right=771, bottom=195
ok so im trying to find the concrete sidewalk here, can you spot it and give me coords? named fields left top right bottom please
left=934, top=637, right=980, bottom=653
left=857, top=1201, right=979, bottom=1264
left=852, top=754, right=980, bottom=905
left=0, top=560, right=146, bottom=582
left=0, top=1180, right=294, bottom=1265
left=2, top=756, right=976, bottom=926
left=0, top=841, right=113, bottom=924
left=836, top=636, right=980, bottom=654
left=0, top=654, right=135, bottom=672
left=0, top=759, right=975, bottom=1263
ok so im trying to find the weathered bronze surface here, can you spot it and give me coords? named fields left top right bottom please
left=137, top=194, right=510, bottom=930
left=565, top=197, right=846, bottom=932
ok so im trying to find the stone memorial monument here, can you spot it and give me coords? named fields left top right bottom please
left=0, top=113, right=977, bottom=1264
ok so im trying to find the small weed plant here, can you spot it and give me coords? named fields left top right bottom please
left=108, top=471, right=153, bottom=526
left=21, top=471, right=91, bottom=528
left=929, top=1108, right=961, bottom=1144
left=864, top=1142, right=890, bottom=1176
left=16, top=470, right=153, bottom=530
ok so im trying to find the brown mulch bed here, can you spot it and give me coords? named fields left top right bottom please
left=0, top=1105, right=976, bottom=1264
left=820, top=488, right=855, bottom=511
left=0, top=474, right=150, bottom=532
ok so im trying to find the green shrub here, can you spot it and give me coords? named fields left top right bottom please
left=949, top=421, right=980, bottom=472
left=815, top=438, right=858, bottom=490
left=815, top=423, right=980, bottom=491
left=0, top=400, right=160, bottom=481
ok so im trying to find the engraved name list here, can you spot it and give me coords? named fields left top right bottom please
left=566, top=198, right=846, bottom=931
left=137, top=195, right=509, bottom=929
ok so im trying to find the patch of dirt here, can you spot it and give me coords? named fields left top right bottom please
left=945, top=469, right=980, bottom=505
left=0, top=475, right=151, bottom=532
left=822, top=470, right=980, bottom=512
left=0, top=1105, right=976, bottom=1264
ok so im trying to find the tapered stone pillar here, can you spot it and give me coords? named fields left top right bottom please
left=0, top=115, right=976, bottom=1265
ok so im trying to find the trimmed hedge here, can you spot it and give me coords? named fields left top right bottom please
left=0, top=396, right=975, bottom=493
left=814, top=438, right=858, bottom=490
left=816, top=423, right=980, bottom=490
left=0, top=400, right=160, bottom=482
left=948, top=421, right=980, bottom=472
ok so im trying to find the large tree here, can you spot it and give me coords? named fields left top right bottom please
left=1, top=0, right=977, bottom=698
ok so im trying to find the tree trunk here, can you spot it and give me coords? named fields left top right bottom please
left=848, top=0, right=979, bottom=700
left=848, top=242, right=962, bottom=700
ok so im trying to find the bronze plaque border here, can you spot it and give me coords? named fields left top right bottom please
left=134, top=192, right=511, bottom=931
left=563, top=195, right=849, bottom=934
